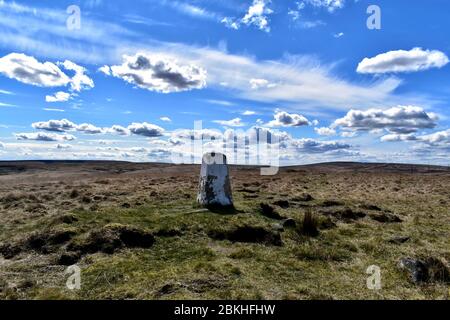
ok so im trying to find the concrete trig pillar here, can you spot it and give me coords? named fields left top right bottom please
left=197, top=152, right=234, bottom=208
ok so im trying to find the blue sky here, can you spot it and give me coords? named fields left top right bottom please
left=0, top=0, right=449, bottom=165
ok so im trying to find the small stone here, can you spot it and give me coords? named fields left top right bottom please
left=398, top=258, right=429, bottom=283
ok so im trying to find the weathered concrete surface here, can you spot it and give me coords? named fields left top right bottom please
left=197, top=153, right=233, bottom=208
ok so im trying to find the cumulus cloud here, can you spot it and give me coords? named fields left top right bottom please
left=172, top=129, right=223, bottom=141
left=380, top=133, right=418, bottom=142
left=15, top=132, right=76, bottom=142
left=0, top=53, right=70, bottom=87
left=0, top=53, right=94, bottom=98
left=30, top=119, right=168, bottom=138
left=242, top=110, right=256, bottom=116
left=127, top=122, right=165, bottom=137
left=303, top=0, right=345, bottom=12
left=0, top=141, right=4, bottom=148
left=242, top=0, right=273, bottom=32
left=221, top=17, right=240, bottom=30
left=332, top=106, right=438, bottom=134
left=60, top=60, right=94, bottom=92
left=32, top=119, right=77, bottom=132
left=45, top=91, right=72, bottom=103
left=267, top=110, right=311, bottom=127
left=418, top=129, right=450, bottom=146
left=76, top=123, right=104, bottom=134
left=288, top=138, right=351, bottom=153
left=213, top=118, right=245, bottom=127
left=314, top=127, right=337, bottom=136
left=221, top=0, right=273, bottom=32
left=98, top=65, right=111, bottom=75
left=32, top=119, right=104, bottom=134
left=357, top=48, right=449, bottom=74
left=107, top=53, right=207, bottom=93
left=108, top=125, right=130, bottom=136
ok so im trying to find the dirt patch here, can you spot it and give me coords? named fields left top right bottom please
left=320, top=200, right=344, bottom=207
left=291, top=194, right=314, bottom=202
left=58, top=251, right=83, bottom=266
left=0, top=243, right=21, bottom=259
left=0, top=228, right=76, bottom=258
left=155, top=228, right=183, bottom=237
left=398, top=257, right=450, bottom=284
left=68, top=224, right=155, bottom=255
left=273, top=200, right=290, bottom=209
left=260, top=203, right=284, bottom=220
left=360, top=204, right=382, bottom=211
left=370, top=212, right=402, bottom=223
left=208, top=225, right=282, bottom=246
left=321, top=207, right=366, bottom=222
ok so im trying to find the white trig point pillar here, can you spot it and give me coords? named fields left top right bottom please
left=197, top=152, right=234, bottom=208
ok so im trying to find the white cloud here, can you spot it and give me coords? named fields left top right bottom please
left=213, top=118, right=246, bottom=127
left=204, top=99, right=235, bottom=106
left=341, top=131, right=357, bottom=138
left=150, top=45, right=402, bottom=111
left=0, top=141, right=4, bottom=148
left=221, top=0, right=273, bottom=32
left=43, top=108, right=65, bottom=112
left=242, top=0, right=273, bottom=32
left=60, top=60, right=94, bottom=92
left=56, top=144, right=72, bottom=149
left=267, top=110, right=311, bottom=127
left=302, top=0, right=345, bottom=12
left=298, top=20, right=326, bottom=29
left=172, top=129, right=223, bottom=141
left=288, top=138, right=351, bottom=153
left=15, top=132, right=76, bottom=142
left=98, top=65, right=111, bottom=75
left=418, top=129, right=450, bottom=146
left=127, top=122, right=165, bottom=137
left=0, top=53, right=94, bottom=99
left=169, top=1, right=217, bottom=20
left=160, top=117, right=172, bottom=122
left=242, top=110, right=256, bottom=116
left=32, top=119, right=77, bottom=132
left=250, top=78, right=276, bottom=89
left=357, top=48, right=449, bottom=74
left=288, top=9, right=301, bottom=21
left=130, top=147, right=148, bottom=153
left=315, top=127, right=337, bottom=136
left=107, top=53, right=207, bottom=93
left=0, top=53, right=70, bottom=87
left=0, top=102, right=16, bottom=107
left=45, top=91, right=72, bottom=103
left=0, top=89, right=14, bottom=95
left=380, top=133, right=417, bottom=142
left=221, top=17, right=240, bottom=30
left=108, top=125, right=130, bottom=136
left=334, top=32, right=344, bottom=38
left=77, top=123, right=104, bottom=134
left=332, top=106, right=438, bottom=134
